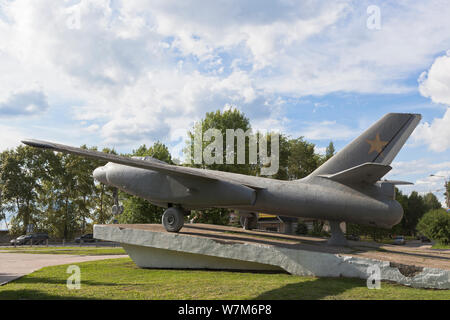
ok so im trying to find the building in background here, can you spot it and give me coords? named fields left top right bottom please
left=257, top=214, right=298, bottom=234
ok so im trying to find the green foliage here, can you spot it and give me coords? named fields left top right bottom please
left=445, top=181, right=450, bottom=208
left=185, top=108, right=254, bottom=175
left=318, top=141, right=335, bottom=166
left=399, top=191, right=426, bottom=236
left=286, top=137, right=321, bottom=180
left=184, top=109, right=253, bottom=223
left=118, top=196, right=164, bottom=224
left=325, top=141, right=335, bottom=160
left=190, top=208, right=230, bottom=225
left=309, top=220, right=328, bottom=237
left=347, top=223, right=391, bottom=242
left=0, top=146, right=46, bottom=235
left=0, top=145, right=117, bottom=238
left=391, top=189, right=430, bottom=237
left=423, top=192, right=441, bottom=211
left=417, top=209, right=450, bottom=245
left=132, top=141, right=173, bottom=163
left=296, top=221, right=308, bottom=235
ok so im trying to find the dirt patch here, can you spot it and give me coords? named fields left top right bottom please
left=390, top=262, right=424, bottom=277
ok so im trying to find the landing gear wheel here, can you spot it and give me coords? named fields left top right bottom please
left=240, top=213, right=258, bottom=230
left=162, top=207, right=185, bottom=232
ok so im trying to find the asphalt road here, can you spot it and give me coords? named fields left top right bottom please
left=0, top=253, right=128, bottom=285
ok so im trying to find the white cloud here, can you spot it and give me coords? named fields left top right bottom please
left=389, top=159, right=450, bottom=177
left=419, top=51, right=450, bottom=105
left=0, top=89, right=49, bottom=116
left=412, top=107, right=450, bottom=152
left=411, top=51, right=450, bottom=152
left=0, top=125, right=26, bottom=150
left=387, top=159, right=450, bottom=207
left=2, top=0, right=450, bottom=150
left=314, top=146, right=327, bottom=155
left=296, top=120, right=359, bottom=141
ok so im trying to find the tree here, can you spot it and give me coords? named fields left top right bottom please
left=445, top=181, right=450, bottom=208
left=271, top=134, right=290, bottom=180
left=0, top=146, right=43, bottom=235
left=286, top=137, right=321, bottom=180
left=325, top=141, right=335, bottom=161
left=184, top=109, right=254, bottom=225
left=118, top=142, right=173, bottom=224
left=417, top=209, right=450, bottom=244
left=391, top=188, right=407, bottom=234
left=133, top=142, right=173, bottom=163
left=296, top=220, right=308, bottom=235
left=404, top=191, right=427, bottom=236
left=346, top=222, right=391, bottom=242
left=423, top=192, right=442, bottom=211
left=185, top=108, right=254, bottom=175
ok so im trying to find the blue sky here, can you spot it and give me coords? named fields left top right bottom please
left=1, top=0, right=450, bottom=227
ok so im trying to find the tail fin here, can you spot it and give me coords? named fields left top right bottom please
left=310, top=113, right=421, bottom=177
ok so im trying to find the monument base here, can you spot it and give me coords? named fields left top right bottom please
left=94, top=223, right=450, bottom=290
left=122, top=243, right=283, bottom=272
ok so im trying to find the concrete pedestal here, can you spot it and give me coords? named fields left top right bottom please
left=94, top=223, right=450, bottom=289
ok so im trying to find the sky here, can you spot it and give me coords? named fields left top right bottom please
left=1, top=0, right=450, bottom=229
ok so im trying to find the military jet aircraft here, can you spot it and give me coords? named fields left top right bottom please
left=22, top=113, right=421, bottom=246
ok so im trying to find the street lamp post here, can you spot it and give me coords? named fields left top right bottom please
left=430, top=174, right=449, bottom=209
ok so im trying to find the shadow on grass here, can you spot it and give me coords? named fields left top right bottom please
left=5, top=275, right=139, bottom=287
left=254, top=277, right=364, bottom=300
left=0, top=288, right=99, bottom=300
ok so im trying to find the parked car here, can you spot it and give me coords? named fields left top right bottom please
left=393, top=236, right=406, bottom=245
left=10, top=233, right=49, bottom=245
left=74, top=233, right=96, bottom=243
left=346, top=234, right=360, bottom=241
left=10, top=235, right=29, bottom=245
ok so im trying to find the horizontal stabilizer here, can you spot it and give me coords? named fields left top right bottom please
left=318, top=162, right=392, bottom=185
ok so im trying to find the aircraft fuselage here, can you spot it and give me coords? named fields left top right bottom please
left=94, top=162, right=403, bottom=229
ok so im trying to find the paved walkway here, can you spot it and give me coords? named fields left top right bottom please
left=0, top=253, right=128, bottom=285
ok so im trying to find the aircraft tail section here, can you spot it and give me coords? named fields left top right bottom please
left=310, top=113, right=421, bottom=178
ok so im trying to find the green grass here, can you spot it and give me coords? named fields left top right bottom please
left=0, top=258, right=448, bottom=300
left=0, top=246, right=125, bottom=255
left=431, top=243, right=450, bottom=250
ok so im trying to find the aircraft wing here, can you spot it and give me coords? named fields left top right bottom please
left=317, top=162, right=392, bottom=185
left=378, top=180, right=413, bottom=185
left=21, top=139, right=265, bottom=190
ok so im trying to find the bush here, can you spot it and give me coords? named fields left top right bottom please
left=296, top=221, right=308, bottom=235
left=416, top=209, right=450, bottom=245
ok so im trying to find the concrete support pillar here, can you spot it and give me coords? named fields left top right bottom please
left=327, top=220, right=348, bottom=246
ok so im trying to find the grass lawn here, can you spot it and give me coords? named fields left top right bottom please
left=432, top=243, right=450, bottom=250
left=0, top=258, right=448, bottom=300
left=0, top=246, right=126, bottom=255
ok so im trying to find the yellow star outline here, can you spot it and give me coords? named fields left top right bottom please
left=366, top=133, right=388, bottom=155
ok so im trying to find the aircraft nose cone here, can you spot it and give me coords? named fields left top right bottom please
left=93, top=166, right=107, bottom=184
